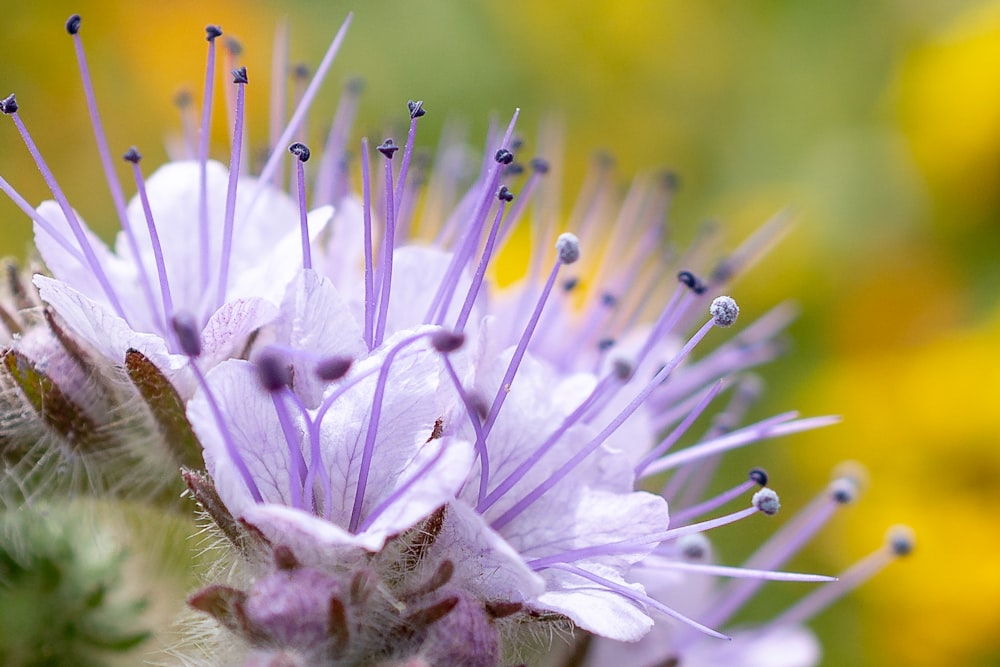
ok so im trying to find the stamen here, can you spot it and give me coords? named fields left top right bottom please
left=373, top=139, right=398, bottom=348
left=477, top=374, right=617, bottom=514
left=770, top=525, right=914, bottom=629
left=289, top=142, right=313, bottom=270
left=639, top=413, right=840, bottom=478
left=311, top=361, right=393, bottom=520
left=454, top=186, right=513, bottom=333
left=315, top=78, right=364, bottom=206
left=124, top=148, right=175, bottom=333
left=669, top=468, right=768, bottom=526
left=198, top=26, right=222, bottom=291
left=257, top=350, right=308, bottom=510
left=391, top=100, right=426, bottom=219
left=349, top=332, right=432, bottom=532
left=315, top=356, right=353, bottom=382
left=666, top=375, right=764, bottom=506
left=0, top=175, right=85, bottom=262
left=355, top=434, right=449, bottom=534
left=639, top=559, right=834, bottom=584
left=710, top=295, right=740, bottom=327
left=173, top=90, right=197, bottom=158
left=433, top=331, right=491, bottom=505
left=253, top=14, right=353, bottom=208
left=495, top=157, right=547, bottom=253
left=360, top=138, right=375, bottom=350
left=544, top=563, right=729, bottom=640
left=66, top=14, right=159, bottom=325
left=700, top=472, right=862, bottom=629
left=215, top=68, right=249, bottom=309
left=635, top=380, right=725, bottom=476
left=481, top=233, right=579, bottom=438
left=222, top=40, right=243, bottom=145
left=2, top=94, right=127, bottom=319
left=489, top=303, right=730, bottom=529
left=172, top=312, right=263, bottom=503
left=425, top=109, right=520, bottom=325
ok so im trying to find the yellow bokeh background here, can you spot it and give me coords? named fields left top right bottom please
left=2, top=1, right=999, bottom=665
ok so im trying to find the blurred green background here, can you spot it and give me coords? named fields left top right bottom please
left=2, top=1, right=999, bottom=665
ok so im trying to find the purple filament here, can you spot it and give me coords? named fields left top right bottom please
left=215, top=78, right=247, bottom=309
left=128, top=159, right=176, bottom=338
left=8, top=112, right=126, bottom=319
left=372, top=155, right=396, bottom=348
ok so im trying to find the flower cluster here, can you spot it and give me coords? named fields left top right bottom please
left=0, top=12, right=911, bottom=667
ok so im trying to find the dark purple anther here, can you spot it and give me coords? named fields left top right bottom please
left=66, top=14, right=82, bottom=35
left=749, top=468, right=768, bottom=486
left=171, top=312, right=202, bottom=357
left=316, top=356, right=353, bottom=382
left=432, top=330, right=466, bottom=354
left=122, top=147, right=141, bottom=163
left=377, top=139, right=399, bottom=159
left=257, top=352, right=292, bottom=392
left=289, top=142, right=311, bottom=162
left=1, top=94, right=18, bottom=115
left=407, top=99, right=426, bottom=119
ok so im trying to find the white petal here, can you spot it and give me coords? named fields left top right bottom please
left=200, top=297, right=280, bottom=369
left=434, top=501, right=546, bottom=603
left=276, top=269, right=365, bottom=408
left=33, top=275, right=179, bottom=371
left=537, top=563, right=654, bottom=641
left=359, top=436, right=474, bottom=543
left=188, top=360, right=298, bottom=515
left=242, top=503, right=385, bottom=557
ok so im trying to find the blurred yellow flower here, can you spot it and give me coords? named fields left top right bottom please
left=898, top=0, right=1000, bottom=221
left=795, top=303, right=1000, bottom=666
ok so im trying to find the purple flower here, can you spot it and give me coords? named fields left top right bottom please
left=0, top=12, right=913, bottom=667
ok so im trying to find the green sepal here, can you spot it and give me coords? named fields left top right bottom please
left=125, top=348, right=203, bottom=470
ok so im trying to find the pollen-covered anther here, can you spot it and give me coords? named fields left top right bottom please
left=288, top=142, right=311, bottom=162
left=232, top=66, right=249, bottom=85
left=494, top=148, right=514, bottom=165
left=431, top=330, right=465, bottom=354
left=710, top=295, right=740, bottom=327
left=225, top=37, right=242, bottom=56
left=749, top=467, right=768, bottom=486
left=316, top=356, right=353, bottom=382
left=678, top=534, right=711, bottom=562
left=829, top=477, right=858, bottom=504
left=888, top=525, right=915, bottom=557
left=752, top=487, right=781, bottom=516
left=407, top=99, right=426, bottom=118
left=205, top=25, right=223, bottom=41
left=122, top=147, right=141, bottom=164
left=65, top=14, right=82, bottom=35
left=497, top=185, right=514, bottom=202
left=556, top=233, right=581, bottom=265
left=1, top=94, right=18, bottom=115
left=257, top=351, right=292, bottom=392
left=171, top=312, right=202, bottom=357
